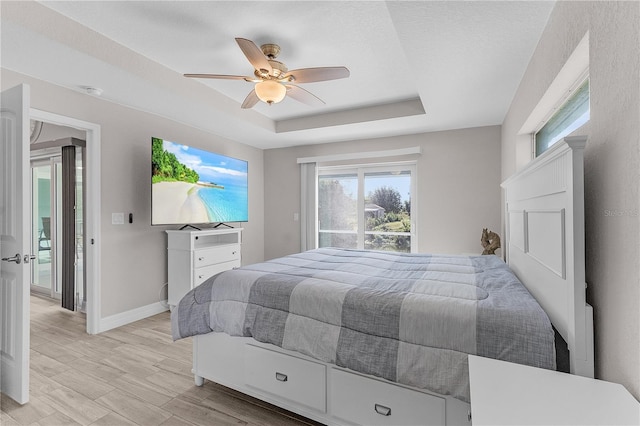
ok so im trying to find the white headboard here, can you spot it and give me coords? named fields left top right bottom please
left=501, top=136, right=594, bottom=378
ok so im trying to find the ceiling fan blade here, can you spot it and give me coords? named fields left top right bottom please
left=184, top=73, right=253, bottom=81
left=283, top=66, right=350, bottom=83
left=241, top=89, right=260, bottom=109
left=285, top=85, right=325, bottom=106
left=235, top=38, right=273, bottom=76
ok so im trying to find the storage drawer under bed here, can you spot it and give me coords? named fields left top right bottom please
left=330, top=368, right=446, bottom=425
left=244, top=344, right=326, bottom=413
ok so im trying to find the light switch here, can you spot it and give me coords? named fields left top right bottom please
left=112, top=212, right=125, bottom=225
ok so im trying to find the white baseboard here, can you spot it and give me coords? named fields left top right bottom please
left=98, top=300, right=169, bottom=333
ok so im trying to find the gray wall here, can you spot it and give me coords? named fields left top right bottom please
left=264, top=126, right=502, bottom=260
left=501, top=1, right=639, bottom=399
left=2, top=69, right=265, bottom=318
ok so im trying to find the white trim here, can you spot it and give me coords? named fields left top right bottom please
left=519, top=32, right=589, bottom=136
left=317, top=160, right=417, bottom=173
left=99, top=301, right=169, bottom=333
left=297, top=146, right=421, bottom=164
left=30, top=109, right=102, bottom=334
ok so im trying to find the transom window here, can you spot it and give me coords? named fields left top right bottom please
left=535, top=78, right=590, bottom=157
left=317, top=163, right=416, bottom=252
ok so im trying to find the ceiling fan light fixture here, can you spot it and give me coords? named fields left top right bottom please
left=255, top=80, right=286, bottom=105
left=185, top=38, right=349, bottom=109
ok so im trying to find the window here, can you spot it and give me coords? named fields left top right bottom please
left=535, top=78, right=590, bottom=157
left=317, top=163, right=415, bottom=252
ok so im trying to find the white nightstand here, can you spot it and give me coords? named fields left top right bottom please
left=468, top=355, right=639, bottom=425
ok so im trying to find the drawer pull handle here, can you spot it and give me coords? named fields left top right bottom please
left=374, top=404, right=391, bottom=417
left=198, top=257, right=204, bottom=261
left=275, top=372, right=288, bottom=382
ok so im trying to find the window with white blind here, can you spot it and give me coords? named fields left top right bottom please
left=317, top=163, right=416, bottom=252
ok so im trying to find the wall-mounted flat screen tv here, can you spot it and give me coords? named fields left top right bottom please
left=151, top=137, right=248, bottom=226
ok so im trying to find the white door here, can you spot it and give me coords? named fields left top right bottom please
left=1, top=84, right=31, bottom=404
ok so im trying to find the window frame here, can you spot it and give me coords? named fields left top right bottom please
left=316, top=161, right=417, bottom=253
left=534, top=75, right=590, bottom=157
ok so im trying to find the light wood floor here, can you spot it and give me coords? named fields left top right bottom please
left=1, top=295, right=322, bottom=426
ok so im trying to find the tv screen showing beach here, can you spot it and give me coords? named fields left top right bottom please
left=151, top=137, right=248, bottom=225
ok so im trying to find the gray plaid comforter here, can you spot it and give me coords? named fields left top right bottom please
left=171, top=248, right=555, bottom=402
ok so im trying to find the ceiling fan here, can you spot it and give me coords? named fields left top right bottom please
left=184, top=38, right=350, bottom=109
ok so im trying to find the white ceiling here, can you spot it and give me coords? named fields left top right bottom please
left=1, top=1, right=555, bottom=149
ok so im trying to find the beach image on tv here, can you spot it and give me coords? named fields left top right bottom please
left=152, top=137, right=248, bottom=225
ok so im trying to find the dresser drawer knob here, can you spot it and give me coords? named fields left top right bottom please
left=374, top=403, right=391, bottom=416
left=198, top=257, right=204, bottom=261
left=275, top=372, right=288, bottom=382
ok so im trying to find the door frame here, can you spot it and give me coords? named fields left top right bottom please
left=30, top=109, right=101, bottom=334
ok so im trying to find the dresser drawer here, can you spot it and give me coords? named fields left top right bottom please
left=193, top=260, right=240, bottom=286
left=194, top=244, right=240, bottom=268
left=244, top=345, right=326, bottom=413
left=330, top=368, right=445, bottom=425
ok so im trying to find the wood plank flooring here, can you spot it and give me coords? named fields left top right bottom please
left=1, top=295, right=323, bottom=425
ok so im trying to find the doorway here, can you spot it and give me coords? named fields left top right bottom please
left=1, top=86, right=101, bottom=405
left=30, top=109, right=101, bottom=334
left=30, top=137, right=86, bottom=312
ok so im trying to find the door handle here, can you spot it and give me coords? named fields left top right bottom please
left=1, top=253, right=22, bottom=264
left=23, top=254, right=36, bottom=264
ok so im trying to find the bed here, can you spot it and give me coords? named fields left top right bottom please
left=171, top=136, right=593, bottom=426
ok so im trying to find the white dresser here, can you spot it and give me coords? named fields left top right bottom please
left=166, top=228, right=242, bottom=307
